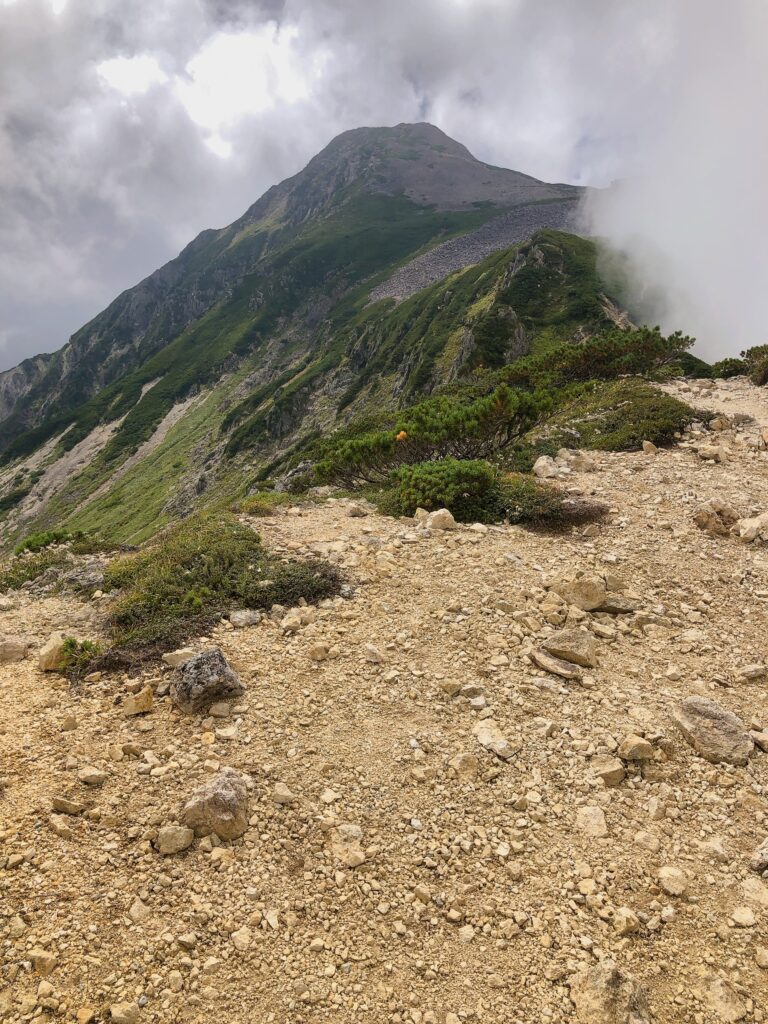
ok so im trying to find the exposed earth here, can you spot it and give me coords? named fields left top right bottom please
left=2, top=376, right=768, bottom=1024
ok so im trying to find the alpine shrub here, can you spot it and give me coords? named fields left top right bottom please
left=316, top=385, right=549, bottom=485
left=710, top=357, right=748, bottom=379
left=103, top=514, right=341, bottom=653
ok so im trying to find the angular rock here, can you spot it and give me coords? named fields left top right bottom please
left=694, top=499, right=740, bottom=537
left=542, top=628, right=597, bottom=667
left=426, top=508, right=457, bottom=531
left=551, top=575, right=607, bottom=611
left=472, top=719, right=518, bottom=761
left=750, top=837, right=768, bottom=874
left=110, top=1002, right=140, bottom=1024
left=156, top=825, right=194, bottom=855
left=123, top=686, right=153, bottom=717
left=77, top=766, right=107, bottom=787
left=180, top=769, right=249, bottom=840
left=52, top=796, right=84, bottom=816
left=170, top=649, right=244, bottom=714
left=575, top=805, right=608, bottom=838
left=641, top=440, right=657, bottom=454
left=533, top=455, right=559, bottom=479
left=734, top=510, right=768, bottom=544
left=162, top=647, right=195, bottom=668
left=346, top=502, right=369, bottom=517
left=38, top=632, right=67, bottom=671
left=589, top=754, right=625, bottom=787
left=658, top=865, right=687, bottom=896
left=0, top=636, right=28, bottom=663
left=569, top=962, right=651, bottom=1023
left=229, top=609, right=261, bottom=628
left=671, top=696, right=753, bottom=765
left=272, top=781, right=297, bottom=805
left=449, top=752, right=480, bottom=780
left=617, top=735, right=654, bottom=761
left=328, top=823, right=366, bottom=867
left=697, top=973, right=746, bottom=1022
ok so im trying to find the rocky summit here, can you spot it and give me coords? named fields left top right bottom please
left=1, top=374, right=768, bottom=1022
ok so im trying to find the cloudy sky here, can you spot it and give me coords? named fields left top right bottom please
left=1, top=0, right=766, bottom=370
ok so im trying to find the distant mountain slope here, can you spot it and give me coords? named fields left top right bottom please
left=0, top=122, right=578, bottom=444
left=0, top=124, right=605, bottom=547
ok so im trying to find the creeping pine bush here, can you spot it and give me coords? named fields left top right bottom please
left=743, top=345, right=768, bottom=386
left=543, top=379, right=698, bottom=451
left=103, top=513, right=341, bottom=653
left=0, top=548, right=70, bottom=591
left=376, top=458, right=606, bottom=527
left=710, top=357, right=748, bottom=379
left=502, top=326, right=694, bottom=390
left=316, top=385, right=549, bottom=486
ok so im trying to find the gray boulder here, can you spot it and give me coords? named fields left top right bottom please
left=170, top=649, right=244, bottom=714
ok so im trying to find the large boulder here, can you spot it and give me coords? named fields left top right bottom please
left=180, top=769, right=250, bottom=840
left=671, top=696, right=754, bottom=766
left=542, top=628, right=597, bottom=667
left=569, top=962, right=651, bottom=1023
left=169, top=649, right=244, bottom=714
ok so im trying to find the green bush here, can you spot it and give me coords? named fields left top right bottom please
left=15, top=529, right=115, bottom=556
left=376, top=459, right=606, bottom=527
left=104, top=514, right=342, bottom=653
left=316, top=385, right=549, bottom=485
left=710, top=357, right=748, bottom=379
left=381, top=459, right=499, bottom=521
left=543, top=379, right=698, bottom=451
left=743, top=345, right=768, bottom=386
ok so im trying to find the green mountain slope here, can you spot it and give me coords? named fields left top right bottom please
left=0, top=125, right=603, bottom=547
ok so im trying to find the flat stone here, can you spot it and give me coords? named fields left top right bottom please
left=576, top=805, right=608, bottom=837
left=672, top=696, right=753, bottom=765
left=472, top=719, right=518, bottom=761
left=0, top=636, right=28, bottom=663
left=123, top=686, right=153, bottom=716
left=531, top=649, right=582, bottom=679
left=589, top=754, right=625, bottom=787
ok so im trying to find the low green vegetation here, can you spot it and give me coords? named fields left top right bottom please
left=103, top=514, right=341, bottom=653
left=14, top=528, right=112, bottom=555
left=0, top=549, right=69, bottom=591
left=60, top=637, right=102, bottom=678
left=232, top=491, right=296, bottom=516
left=543, top=379, right=699, bottom=451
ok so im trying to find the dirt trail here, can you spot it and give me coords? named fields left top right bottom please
left=1, top=379, right=768, bottom=1023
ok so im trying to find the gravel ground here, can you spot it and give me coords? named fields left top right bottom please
left=1, top=377, right=768, bottom=1024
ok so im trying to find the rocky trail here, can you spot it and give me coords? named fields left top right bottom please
left=2, top=377, right=768, bottom=1023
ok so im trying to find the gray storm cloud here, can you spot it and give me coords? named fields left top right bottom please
left=0, top=0, right=765, bottom=369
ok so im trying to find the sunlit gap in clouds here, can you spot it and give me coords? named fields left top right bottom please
left=96, top=23, right=329, bottom=160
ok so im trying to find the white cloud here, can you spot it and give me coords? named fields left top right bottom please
left=97, top=54, right=168, bottom=96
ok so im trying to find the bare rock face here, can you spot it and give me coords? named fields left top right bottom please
left=569, top=962, right=651, bottom=1023
left=180, top=769, right=250, bottom=841
left=542, top=628, right=597, bottom=667
left=169, top=649, right=244, bottom=714
left=671, top=696, right=753, bottom=766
